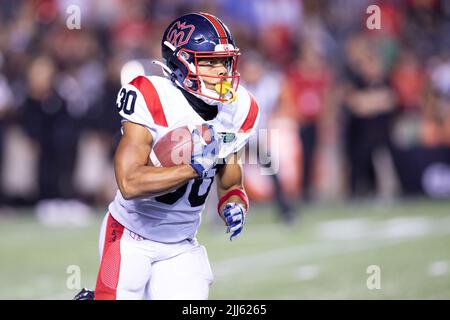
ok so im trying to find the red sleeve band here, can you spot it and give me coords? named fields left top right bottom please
left=217, top=189, right=249, bottom=215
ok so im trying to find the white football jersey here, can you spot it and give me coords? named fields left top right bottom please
left=109, top=75, right=260, bottom=243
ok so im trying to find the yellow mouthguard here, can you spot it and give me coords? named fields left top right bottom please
left=215, top=82, right=231, bottom=94
left=215, top=82, right=237, bottom=103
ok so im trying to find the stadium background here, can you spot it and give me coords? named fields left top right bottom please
left=0, top=0, right=449, bottom=299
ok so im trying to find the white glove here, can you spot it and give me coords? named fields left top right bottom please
left=223, top=203, right=246, bottom=241
left=190, top=124, right=219, bottom=178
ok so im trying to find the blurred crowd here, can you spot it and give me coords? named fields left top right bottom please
left=1, top=0, right=450, bottom=212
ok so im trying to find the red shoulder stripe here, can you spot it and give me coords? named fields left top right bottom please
left=129, top=76, right=168, bottom=127
left=239, top=92, right=259, bottom=133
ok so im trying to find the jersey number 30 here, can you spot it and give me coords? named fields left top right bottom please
left=117, top=88, right=136, bottom=115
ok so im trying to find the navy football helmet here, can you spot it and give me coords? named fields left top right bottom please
left=155, top=12, right=240, bottom=104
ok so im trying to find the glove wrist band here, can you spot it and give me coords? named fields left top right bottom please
left=217, top=188, right=249, bottom=216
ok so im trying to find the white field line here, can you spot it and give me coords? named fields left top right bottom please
left=212, top=238, right=403, bottom=278
left=212, top=217, right=450, bottom=278
left=40, top=216, right=450, bottom=299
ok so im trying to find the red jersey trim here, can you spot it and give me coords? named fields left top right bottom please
left=129, top=76, right=168, bottom=127
left=239, top=92, right=259, bottom=133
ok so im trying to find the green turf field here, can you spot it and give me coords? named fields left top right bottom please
left=1, top=199, right=449, bottom=299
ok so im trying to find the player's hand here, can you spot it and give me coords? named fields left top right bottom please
left=190, top=124, right=219, bottom=178
left=223, top=203, right=246, bottom=241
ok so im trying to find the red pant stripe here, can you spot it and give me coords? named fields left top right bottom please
left=94, top=213, right=124, bottom=300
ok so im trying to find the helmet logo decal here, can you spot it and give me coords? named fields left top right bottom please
left=166, top=21, right=195, bottom=48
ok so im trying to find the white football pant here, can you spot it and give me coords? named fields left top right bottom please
left=94, top=213, right=214, bottom=300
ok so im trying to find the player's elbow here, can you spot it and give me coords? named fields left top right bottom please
left=117, top=178, right=137, bottom=200
left=121, top=190, right=134, bottom=200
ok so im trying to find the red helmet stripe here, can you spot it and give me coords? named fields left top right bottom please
left=199, top=12, right=228, bottom=45
left=129, top=76, right=168, bottom=127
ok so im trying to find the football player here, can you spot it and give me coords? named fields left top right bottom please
left=91, top=12, right=259, bottom=300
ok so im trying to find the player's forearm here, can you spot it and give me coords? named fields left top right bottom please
left=118, top=164, right=198, bottom=199
left=216, top=156, right=248, bottom=221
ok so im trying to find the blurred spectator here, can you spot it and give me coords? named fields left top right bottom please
left=0, top=51, right=14, bottom=204
left=19, top=55, right=80, bottom=201
left=1, top=0, right=450, bottom=209
left=391, top=49, right=426, bottom=112
left=281, top=41, right=332, bottom=201
left=75, top=56, right=122, bottom=205
left=342, top=34, right=397, bottom=198
left=427, top=51, right=450, bottom=146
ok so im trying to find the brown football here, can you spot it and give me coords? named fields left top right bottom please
left=151, top=124, right=212, bottom=167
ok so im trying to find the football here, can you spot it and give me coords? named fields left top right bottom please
left=151, top=124, right=212, bottom=167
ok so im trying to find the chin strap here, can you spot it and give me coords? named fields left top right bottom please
left=196, top=77, right=237, bottom=105
left=196, top=77, right=222, bottom=105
